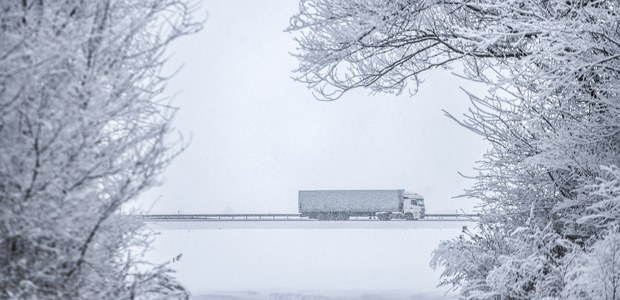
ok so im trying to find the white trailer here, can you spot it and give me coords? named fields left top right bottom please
left=298, top=190, right=425, bottom=220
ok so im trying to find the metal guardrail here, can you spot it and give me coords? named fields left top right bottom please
left=423, top=213, right=479, bottom=220
left=141, top=213, right=479, bottom=221
left=141, top=214, right=304, bottom=221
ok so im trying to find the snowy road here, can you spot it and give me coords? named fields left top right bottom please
left=145, top=221, right=474, bottom=300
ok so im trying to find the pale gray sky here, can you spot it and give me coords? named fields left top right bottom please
left=137, top=0, right=489, bottom=214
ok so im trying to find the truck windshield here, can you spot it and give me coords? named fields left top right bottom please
left=411, top=199, right=425, bottom=206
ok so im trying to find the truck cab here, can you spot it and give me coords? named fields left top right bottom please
left=402, top=192, right=425, bottom=220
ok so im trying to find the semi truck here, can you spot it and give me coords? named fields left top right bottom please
left=298, top=190, right=425, bottom=221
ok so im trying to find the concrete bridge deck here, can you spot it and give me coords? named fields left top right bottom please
left=141, top=213, right=479, bottom=221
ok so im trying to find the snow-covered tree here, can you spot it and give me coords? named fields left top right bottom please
left=564, top=230, right=620, bottom=300
left=289, top=0, right=620, bottom=298
left=0, top=1, right=202, bottom=299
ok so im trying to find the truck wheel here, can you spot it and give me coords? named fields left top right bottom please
left=405, top=212, right=414, bottom=221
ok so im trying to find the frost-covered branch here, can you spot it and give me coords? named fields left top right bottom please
left=0, top=0, right=203, bottom=298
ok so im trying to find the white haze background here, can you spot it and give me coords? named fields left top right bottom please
left=139, top=1, right=489, bottom=299
left=137, top=0, right=489, bottom=215
left=146, top=221, right=472, bottom=299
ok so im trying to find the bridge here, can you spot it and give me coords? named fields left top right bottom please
left=141, top=213, right=478, bottom=221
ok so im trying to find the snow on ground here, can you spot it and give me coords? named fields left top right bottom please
left=145, top=221, right=473, bottom=300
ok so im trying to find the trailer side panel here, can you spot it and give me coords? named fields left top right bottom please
left=298, top=190, right=403, bottom=213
